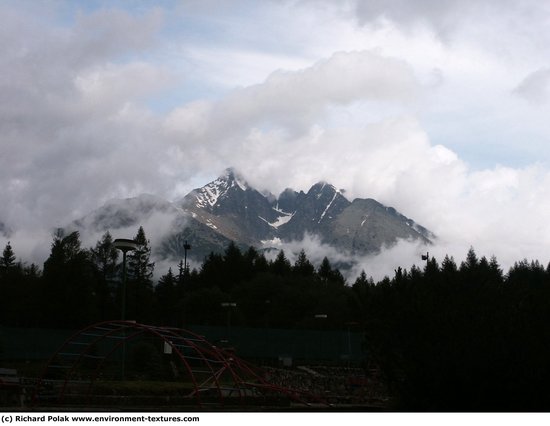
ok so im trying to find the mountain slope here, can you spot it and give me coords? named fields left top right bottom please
left=180, top=169, right=282, bottom=244
left=277, top=183, right=351, bottom=241
left=327, top=198, right=432, bottom=254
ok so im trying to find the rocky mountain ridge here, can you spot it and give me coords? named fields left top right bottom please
left=73, top=168, right=433, bottom=261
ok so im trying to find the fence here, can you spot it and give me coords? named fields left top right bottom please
left=0, top=325, right=365, bottom=365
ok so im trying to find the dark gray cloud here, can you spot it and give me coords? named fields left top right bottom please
left=350, top=0, right=543, bottom=42
left=0, top=4, right=171, bottom=231
left=513, top=68, right=550, bottom=105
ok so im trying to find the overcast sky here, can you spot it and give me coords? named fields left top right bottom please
left=2, top=0, right=550, bottom=274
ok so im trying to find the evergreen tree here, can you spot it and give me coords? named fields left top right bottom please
left=350, top=270, right=373, bottom=325
left=441, top=255, right=458, bottom=275
left=128, top=226, right=155, bottom=283
left=222, top=242, right=246, bottom=288
left=175, top=258, right=187, bottom=301
left=318, top=257, right=333, bottom=282
left=25, top=263, right=41, bottom=278
left=317, top=256, right=345, bottom=285
left=0, top=241, right=16, bottom=270
left=354, top=270, right=370, bottom=287
left=424, top=257, right=440, bottom=277
left=271, top=250, right=292, bottom=276
left=243, top=246, right=260, bottom=279
left=126, top=226, right=155, bottom=322
left=460, top=246, right=479, bottom=272
left=177, top=259, right=185, bottom=285
left=253, top=252, right=269, bottom=274
left=90, top=231, right=118, bottom=280
left=156, top=267, right=178, bottom=326
left=42, top=231, right=98, bottom=327
left=90, top=232, right=119, bottom=319
left=293, top=249, right=315, bottom=277
left=0, top=241, right=17, bottom=324
left=199, top=252, right=225, bottom=289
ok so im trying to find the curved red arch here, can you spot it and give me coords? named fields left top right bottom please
left=32, top=321, right=323, bottom=408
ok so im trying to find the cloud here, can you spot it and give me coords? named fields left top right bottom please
left=160, top=49, right=422, bottom=196
left=353, top=0, right=471, bottom=37
left=162, top=49, right=421, bottom=188
left=348, top=0, right=546, bottom=44
left=74, top=62, right=174, bottom=112
left=166, top=50, right=419, bottom=139
left=350, top=239, right=433, bottom=281
left=263, top=233, right=357, bottom=267
left=513, top=68, right=550, bottom=104
left=2, top=1, right=550, bottom=279
left=0, top=5, right=173, bottom=232
left=262, top=233, right=449, bottom=283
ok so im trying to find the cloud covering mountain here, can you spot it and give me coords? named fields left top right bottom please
left=68, top=169, right=432, bottom=279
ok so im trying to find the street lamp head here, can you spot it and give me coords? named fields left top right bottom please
left=113, top=238, right=138, bottom=253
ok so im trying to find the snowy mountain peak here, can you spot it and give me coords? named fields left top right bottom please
left=223, top=167, right=249, bottom=191
left=193, top=168, right=250, bottom=209
left=309, top=181, right=343, bottom=199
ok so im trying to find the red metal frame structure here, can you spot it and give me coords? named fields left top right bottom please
left=32, top=321, right=326, bottom=409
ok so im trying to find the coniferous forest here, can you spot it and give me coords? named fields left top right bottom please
left=2, top=227, right=550, bottom=410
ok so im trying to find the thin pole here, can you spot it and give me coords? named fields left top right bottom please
left=122, top=250, right=127, bottom=322
left=184, top=248, right=187, bottom=277
left=183, top=241, right=191, bottom=277
left=113, top=238, right=137, bottom=383
left=121, top=250, right=127, bottom=381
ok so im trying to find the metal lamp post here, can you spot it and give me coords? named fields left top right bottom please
left=113, top=238, right=138, bottom=381
left=113, top=239, right=138, bottom=322
left=183, top=241, right=191, bottom=276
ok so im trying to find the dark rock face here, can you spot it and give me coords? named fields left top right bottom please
left=277, top=182, right=351, bottom=241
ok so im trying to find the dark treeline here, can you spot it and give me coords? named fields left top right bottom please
left=2, top=228, right=550, bottom=410
left=0, top=228, right=350, bottom=329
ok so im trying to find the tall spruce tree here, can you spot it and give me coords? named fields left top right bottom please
left=90, top=231, right=118, bottom=280
left=271, top=250, right=291, bottom=276
left=42, top=231, right=98, bottom=327
left=0, top=241, right=17, bottom=324
left=128, top=226, right=154, bottom=283
left=293, top=249, right=315, bottom=277
left=126, top=226, right=155, bottom=322
left=156, top=267, right=178, bottom=326
left=90, top=231, right=119, bottom=319
left=0, top=241, right=16, bottom=271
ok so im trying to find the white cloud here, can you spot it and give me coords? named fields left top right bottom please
left=74, top=62, right=174, bottom=112
left=165, top=50, right=419, bottom=145
left=184, top=46, right=312, bottom=90
left=263, top=233, right=357, bottom=267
